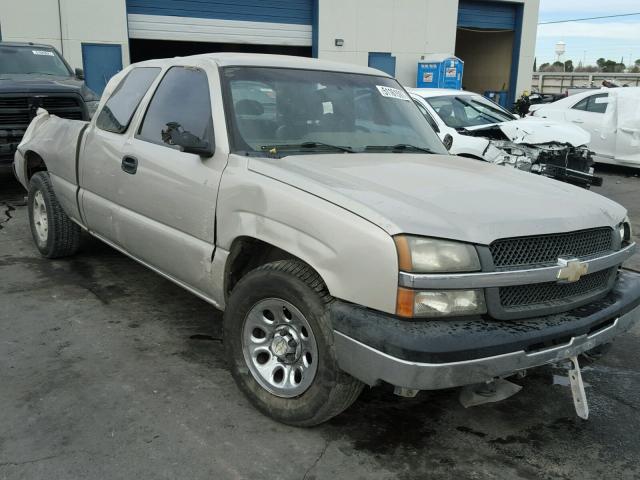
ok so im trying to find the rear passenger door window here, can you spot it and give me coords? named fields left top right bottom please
left=586, top=93, right=608, bottom=114
left=572, top=93, right=608, bottom=114
left=96, top=67, right=160, bottom=133
left=138, top=66, right=213, bottom=148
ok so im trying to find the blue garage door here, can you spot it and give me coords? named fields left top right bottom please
left=457, top=0, right=523, bottom=105
left=81, top=44, right=123, bottom=95
left=457, top=0, right=517, bottom=29
left=126, top=0, right=312, bottom=24
left=126, top=0, right=314, bottom=48
left=368, top=52, right=396, bottom=77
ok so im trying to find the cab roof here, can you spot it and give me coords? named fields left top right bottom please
left=0, top=41, right=57, bottom=49
left=129, top=52, right=391, bottom=77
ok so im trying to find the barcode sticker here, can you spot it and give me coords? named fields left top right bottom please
left=376, top=85, right=410, bottom=101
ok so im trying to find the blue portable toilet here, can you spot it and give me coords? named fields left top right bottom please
left=416, top=54, right=464, bottom=89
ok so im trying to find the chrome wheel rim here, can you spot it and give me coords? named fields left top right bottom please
left=33, top=190, right=49, bottom=243
left=242, top=298, right=318, bottom=398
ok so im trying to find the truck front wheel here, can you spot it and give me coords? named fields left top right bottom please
left=28, top=172, right=81, bottom=258
left=224, top=260, right=363, bottom=426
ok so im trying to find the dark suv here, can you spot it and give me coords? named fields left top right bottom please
left=0, top=42, right=99, bottom=172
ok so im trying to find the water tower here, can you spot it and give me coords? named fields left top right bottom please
left=555, top=41, right=566, bottom=63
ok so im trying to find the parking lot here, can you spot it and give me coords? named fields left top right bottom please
left=1, top=167, right=639, bottom=480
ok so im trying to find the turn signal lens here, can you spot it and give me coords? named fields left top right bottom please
left=396, top=288, right=487, bottom=318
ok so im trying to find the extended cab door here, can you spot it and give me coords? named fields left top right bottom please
left=113, top=65, right=227, bottom=297
left=80, top=67, right=162, bottom=244
left=564, top=92, right=613, bottom=160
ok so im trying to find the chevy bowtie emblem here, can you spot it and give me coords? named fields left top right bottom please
left=557, top=258, right=588, bottom=283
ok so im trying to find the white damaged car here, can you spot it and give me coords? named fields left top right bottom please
left=409, top=88, right=602, bottom=187
left=530, top=87, right=640, bottom=169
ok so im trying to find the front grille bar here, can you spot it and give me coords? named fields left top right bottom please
left=398, top=242, right=636, bottom=290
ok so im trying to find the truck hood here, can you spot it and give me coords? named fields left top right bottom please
left=463, top=117, right=590, bottom=146
left=248, top=153, right=625, bottom=245
left=0, top=74, right=98, bottom=101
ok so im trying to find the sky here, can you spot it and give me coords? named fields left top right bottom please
left=536, top=0, right=640, bottom=67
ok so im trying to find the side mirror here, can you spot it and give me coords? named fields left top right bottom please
left=162, top=122, right=214, bottom=157
left=443, top=133, right=453, bottom=151
left=75, top=68, right=84, bottom=80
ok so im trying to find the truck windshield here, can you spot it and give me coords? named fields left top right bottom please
left=222, top=67, right=447, bottom=156
left=0, top=45, right=71, bottom=76
left=425, top=94, right=514, bottom=128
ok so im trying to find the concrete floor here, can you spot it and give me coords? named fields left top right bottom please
left=1, top=167, right=640, bottom=480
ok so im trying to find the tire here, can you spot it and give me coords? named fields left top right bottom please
left=28, top=172, right=81, bottom=258
left=224, top=260, right=364, bottom=426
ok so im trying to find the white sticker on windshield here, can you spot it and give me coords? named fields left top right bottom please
left=376, top=85, right=410, bottom=101
left=322, top=101, right=334, bottom=114
left=32, top=50, right=54, bottom=56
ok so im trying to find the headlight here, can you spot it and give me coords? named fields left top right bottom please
left=394, top=235, right=480, bottom=273
left=85, top=100, right=100, bottom=119
left=396, top=288, right=486, bottom=318
left=619, top=216, right=632, bottom=244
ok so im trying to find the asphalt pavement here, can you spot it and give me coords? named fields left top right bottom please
left=1, top=167, right=639, bottom=480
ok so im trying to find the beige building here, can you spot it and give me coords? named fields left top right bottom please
left=0, top=0, right=538, bottom=101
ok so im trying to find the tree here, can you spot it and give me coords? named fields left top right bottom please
left=538, top=62, right=550, bottom=72
left=533, top=57, right=537, bottom=72
left=575, top=65, right=599, bottom=73
left=564, top=60, right=574, bottom=72
left=596, top=58, right=625, bottom=72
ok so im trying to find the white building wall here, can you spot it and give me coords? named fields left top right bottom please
left=318, top=0, right=458, bottom=86
left=0, top=0, right=129, bottom=70
left=514, top=0, right=540, bottom=96
left=318, top=0, right=538, bottom=94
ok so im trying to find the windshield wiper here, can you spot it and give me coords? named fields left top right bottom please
left=364, top=144, right=438, bottom=154
left=260, top=141, right=354, bottom=155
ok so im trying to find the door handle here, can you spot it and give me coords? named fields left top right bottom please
left=572, top=119, right=584, bottom=124
left=121, top=155, right=138, bottom=174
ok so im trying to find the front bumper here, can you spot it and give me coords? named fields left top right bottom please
left=332, top=270, right=640, bottom=390
left=541, top=164, right=603, bottom=188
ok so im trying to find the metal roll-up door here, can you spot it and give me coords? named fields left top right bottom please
left=126, top=0, right=313, bottom=46
left=457, top=0, right=517, bottom=30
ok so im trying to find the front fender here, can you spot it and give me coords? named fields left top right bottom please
left=217, top=161, right=399, bottom=314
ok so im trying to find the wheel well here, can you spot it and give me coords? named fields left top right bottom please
left=24, top=151, right=47, bottom=181
left=224, top=237, right=303, bottom=298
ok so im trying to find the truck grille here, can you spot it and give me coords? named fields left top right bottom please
left=0, top=95, right=85, bottom=129
left=499, top=268, right=614, bottom=309
left=0, top=111, right=31, bottom=125
left=490, top=227, right=614, bottom=269
left=0, top=98, right=29, bottom=108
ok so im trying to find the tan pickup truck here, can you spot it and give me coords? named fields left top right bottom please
left=13, top=53, right=639, bottom=425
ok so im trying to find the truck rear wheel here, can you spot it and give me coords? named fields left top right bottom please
left=224, top=260, right=363, bottom=426
left=28, top=172, right=81, bottom=258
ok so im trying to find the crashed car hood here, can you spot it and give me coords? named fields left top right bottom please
left=464, top=117, right=591, bottom=146
left=248, top=153, right=625, bottom=245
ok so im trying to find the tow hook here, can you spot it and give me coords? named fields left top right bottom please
left=568, top=356, right=589, bottom=419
